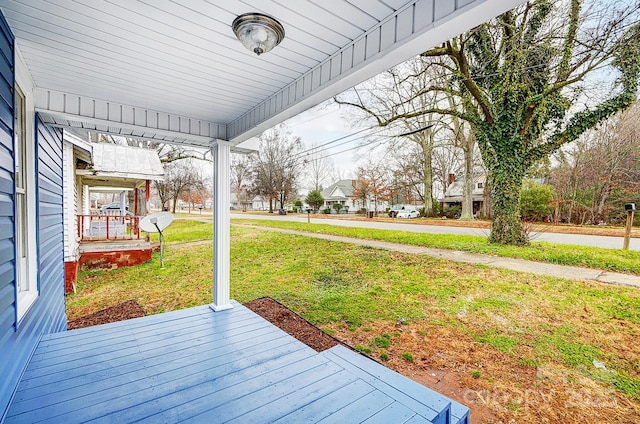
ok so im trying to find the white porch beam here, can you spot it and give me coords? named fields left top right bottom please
left=210, top=140, right=233, bottom=312
left=228, top=0, right=526, bottom=143
left=34, top=88, right=226, bottom=146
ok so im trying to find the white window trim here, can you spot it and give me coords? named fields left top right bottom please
left=15, top=47, right=39, bottom=323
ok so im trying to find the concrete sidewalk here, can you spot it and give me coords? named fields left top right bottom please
left=247, top=225, right=640, bottom=289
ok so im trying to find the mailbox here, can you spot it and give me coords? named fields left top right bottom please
left=625, top=203, right=636, bottom=211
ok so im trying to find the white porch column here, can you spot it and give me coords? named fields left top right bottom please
left=210, top=140, right=233, bottom=311
left=119, top=191, right=127, bottom=215
left=82, top=184, right=90, bottom=214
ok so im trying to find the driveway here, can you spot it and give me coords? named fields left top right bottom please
left=230, top=213, right=640, bottom=251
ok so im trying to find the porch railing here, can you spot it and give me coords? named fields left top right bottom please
left=78, top=214, right=142, bottom=241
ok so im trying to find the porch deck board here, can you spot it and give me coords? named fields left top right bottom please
left=6, top=302, right=468, bottom=423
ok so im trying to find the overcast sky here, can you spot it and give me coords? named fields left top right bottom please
left=283, top=100, right=372, bottom=179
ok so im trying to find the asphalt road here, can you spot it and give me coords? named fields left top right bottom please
left=231, top=212, right=640, bottom=251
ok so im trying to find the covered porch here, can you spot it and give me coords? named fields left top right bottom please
left=0, top=1, right=526, bottom=422
left=5, top=303, right=469, bottom=424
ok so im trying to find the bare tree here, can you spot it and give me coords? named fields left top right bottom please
left=352, top=159, right=391, bottom=214
left=550, top=102, right=640, bottom=224
left=253, top=124, right=303, bottom=212
left=335, top=57, right=450, bottom=215
left=303, top=145, right=335, bottom=191
left=417, top=0, right=640, bottom=244
left=230, top=154, right=255, bottom=212
left=388, top=143, right=425, bottom=205
left=153, top=159, right=205, bottom=213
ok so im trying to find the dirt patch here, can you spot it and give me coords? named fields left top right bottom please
left=67, top=297, right=340, bottom=353
left=67, top=298, right=639, bottom=422
left=244, top=297, right=340, bottom=352
left=67, top=300, right=146, bottom=330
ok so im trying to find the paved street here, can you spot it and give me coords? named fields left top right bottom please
left=230, top=213, right=640, bottom=251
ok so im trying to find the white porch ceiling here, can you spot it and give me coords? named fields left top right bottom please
left=1, top=0, right=525, bottom=148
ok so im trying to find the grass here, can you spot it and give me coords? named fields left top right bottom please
left=232, top=218, right=640, bottom=275
left=147, top=219, right=212, bottom=244
left=68, top=219, right=640, bottom=421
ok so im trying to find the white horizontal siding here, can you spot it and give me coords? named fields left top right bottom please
left=62, top=142, right=75, bottom=261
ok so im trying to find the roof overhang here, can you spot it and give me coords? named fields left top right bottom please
left=2, top=0, right=526, bottom=147
left=75, top=141, right=164, bottom=189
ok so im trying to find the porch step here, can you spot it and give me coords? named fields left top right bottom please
left=320, top=346, right=470, bottom=424
left=79, top=240, right=151, bottom=253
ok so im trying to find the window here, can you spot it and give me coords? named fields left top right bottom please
left=15, top=84, right=36, bottom=321
left=477, top=182, right=484, bottom=189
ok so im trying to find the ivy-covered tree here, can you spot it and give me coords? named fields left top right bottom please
left=336, top=1, right=639, bottom=244
left=419, top=0, right=640, bottom=244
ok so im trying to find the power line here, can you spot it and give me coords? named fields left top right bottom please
left=294, top=126, right=375, bottom=156
left=286, top=108, right=336, bottom=128
left=293, top=125, right=393, bottom=160
left=310, top=135, right=393, bottom=162
left=297, top=122, right=436, bottom=161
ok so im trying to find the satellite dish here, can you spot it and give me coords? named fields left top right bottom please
left=140, top=212, right=173, bottom=268
left=140, top=212, right=173, bottom=233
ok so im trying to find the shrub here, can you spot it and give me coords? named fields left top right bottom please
left=373, top=333, right=391, bottom=349
left=401, top=352, right=414, bottom=362
left=521, top=180, right=555, bottom=221
left=444, top=205, right=462, bottom=219
left=355, top=344, right=372, bottom=354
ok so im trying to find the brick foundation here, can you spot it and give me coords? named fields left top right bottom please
left=79, top=249, right=152, bottom=272
left=64, top=261, right=79, bottom=294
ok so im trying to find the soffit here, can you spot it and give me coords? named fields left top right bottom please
left=0, top=0, right=526, bottom=147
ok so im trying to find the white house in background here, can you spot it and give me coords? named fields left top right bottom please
left=439, top=174, right=487, bottom=215
left=62, top=138, right=164, bottom=293
left=321, top=179, right=390, bottom=213
left=251, top=195, right=269, bottom=211
left=321, top=179, right=356, bottom=211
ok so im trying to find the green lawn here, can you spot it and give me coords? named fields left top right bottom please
left=69, top=221, right=640, bottom=414
left=232, top=218, right=640, bottom=275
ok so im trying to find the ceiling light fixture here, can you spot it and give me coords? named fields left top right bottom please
left=232, top=13, right=285, bottom=56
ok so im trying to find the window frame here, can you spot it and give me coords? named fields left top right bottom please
left=14, top=49, right=39, bottom=324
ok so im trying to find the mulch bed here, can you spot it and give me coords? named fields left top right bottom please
left=244, top=297, right=340, bottom=352
left=67, top=297, right=340, bottom=353
left=67, top=300, right=146, bottom=330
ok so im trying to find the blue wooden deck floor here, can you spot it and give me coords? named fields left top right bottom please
left=5, top=302, right=469, bottom=423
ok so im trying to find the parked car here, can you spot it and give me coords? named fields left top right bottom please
left=388, top=204, right=409, bottom=217
left=396, top=209, right=420, bottom=219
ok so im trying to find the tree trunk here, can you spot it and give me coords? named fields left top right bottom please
left=488, top=167, right=527, bottom=245
left=595, top=181, right=611, bottom=224
left=482, top=181, right=491, bottom=219
left=460, top=139, right=474, bottom=220
left=421, top=137, right=434, bottom=216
